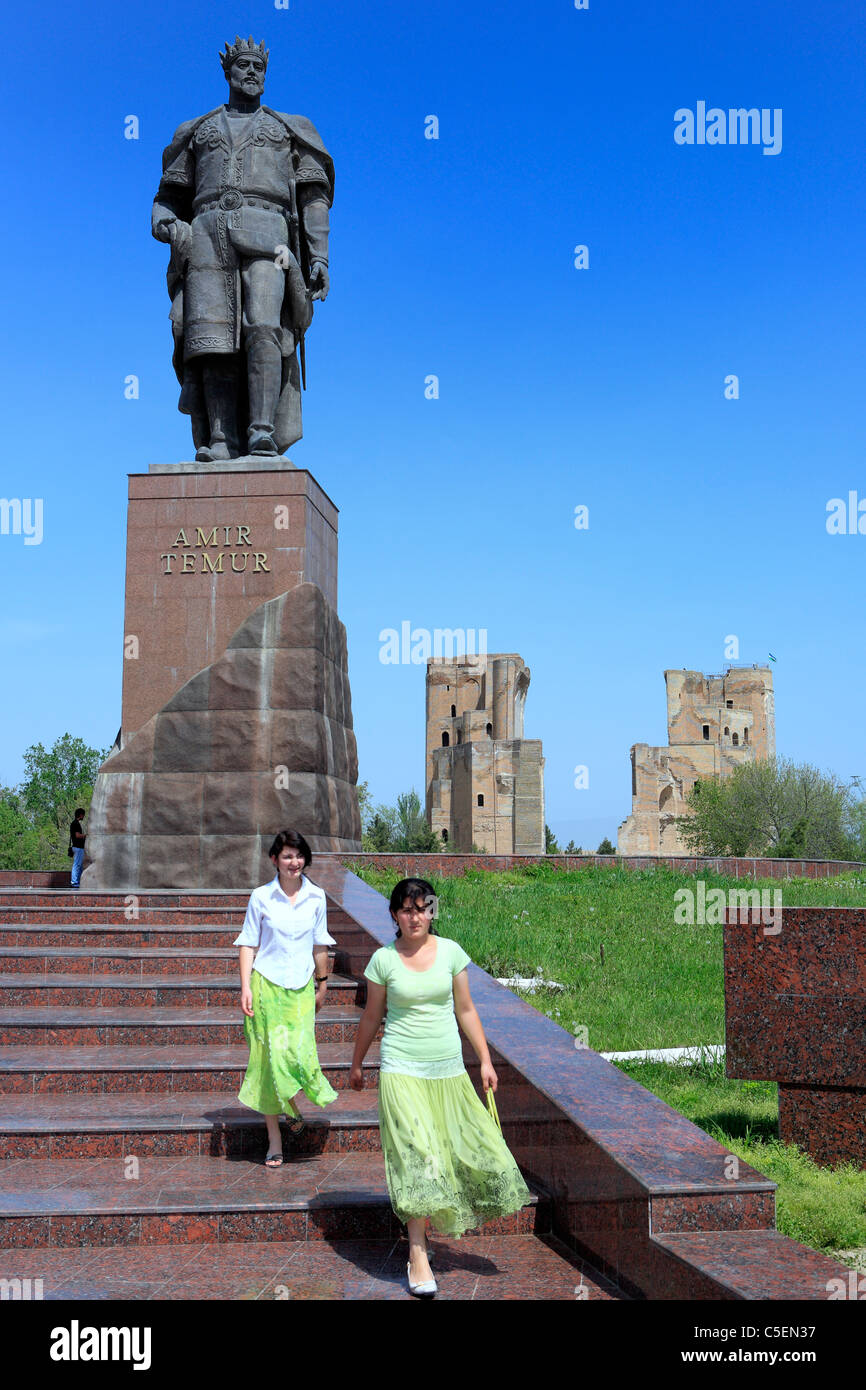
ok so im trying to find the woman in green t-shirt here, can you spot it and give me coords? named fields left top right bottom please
left=349, top=877, right=531, bottom=1297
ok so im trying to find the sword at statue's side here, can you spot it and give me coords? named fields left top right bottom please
left=299, top=297, right=308, bottom=391
left=287, top=145, right=308, bottom=390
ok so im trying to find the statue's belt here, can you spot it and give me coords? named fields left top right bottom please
left=194, top=193, right=294, bottom=217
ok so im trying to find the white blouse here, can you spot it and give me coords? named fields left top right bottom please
left=233, top=874, right=336, bottom=990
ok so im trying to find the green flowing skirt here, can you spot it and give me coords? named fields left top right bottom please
left=238, top=970, right=338, bottom=1115
left=378, top=1070, right=533, bottom=1237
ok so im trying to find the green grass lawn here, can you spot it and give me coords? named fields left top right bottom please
left=351, top=861, right=866, bottom=1052
left=350, top=862, right=866, bottom=1259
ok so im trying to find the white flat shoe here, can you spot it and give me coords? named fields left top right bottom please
left=407, top=1261, right=437, bottom=1297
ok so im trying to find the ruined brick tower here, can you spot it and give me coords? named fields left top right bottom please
left=617, top=666, right=775, bottom=854
left=426, top=655, right=545, bottom=853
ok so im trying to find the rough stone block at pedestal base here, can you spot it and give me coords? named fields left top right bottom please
left=83, top=582, right=360, bottom=890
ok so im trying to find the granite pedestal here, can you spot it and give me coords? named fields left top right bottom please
left=122, top=461, right=338, bottom=741
left=84, top=459, right=359, bottom=889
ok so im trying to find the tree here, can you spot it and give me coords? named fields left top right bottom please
left=363, top=811, right=398, bottom=852
left=394, top=790, right=439, bottom=852
left=597, top=837, right=615, bottom=855
left=0, top=733, right=110, bottom=870
left=564, top=840, right=582, bottom=854
left=359, top=787, right=438, bottom=852
left=676, top=772, right=766, bottom=856
left=847, top=795, right=866, bottom=862
left=545, top=824, right=561, bottom=854
left=355, top=780, right=372, bottom=831
left=0, top=788, right=45, bottom=870
left=842, top=778, right=866, bottom=862
left=21, top=734, right=108, bottom=837
left=677, top=757, right=861, bottom=859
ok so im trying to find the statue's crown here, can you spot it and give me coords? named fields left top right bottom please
left=220, top=35, right=269, bottom=75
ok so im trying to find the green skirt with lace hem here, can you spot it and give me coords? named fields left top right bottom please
left=238, top=969, right=338, bottom=1116
left=377, top=1069, right=533, bottom=1237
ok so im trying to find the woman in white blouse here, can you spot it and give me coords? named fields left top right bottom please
left=234, top=829, right=338, bottom=1166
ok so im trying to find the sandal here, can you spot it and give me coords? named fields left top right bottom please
left=264, top=1151, right=284, bottom=1168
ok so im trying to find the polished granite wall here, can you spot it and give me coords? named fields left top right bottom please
left=334, top=854, right=864, bottom=879
left=725, top=906, right=866, bottom=1167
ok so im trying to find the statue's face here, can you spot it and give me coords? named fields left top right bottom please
left=228, top=54, right=266, bottom=100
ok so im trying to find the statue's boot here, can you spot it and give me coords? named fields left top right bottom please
left=201, top=361, right=241, bottom=460
left=246, top=331, right=282, bottom=456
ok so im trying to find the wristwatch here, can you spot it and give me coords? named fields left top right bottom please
left=315, top=975, right=328, bottom=984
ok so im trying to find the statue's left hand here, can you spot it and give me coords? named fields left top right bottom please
left=309, top=262, right=330, bottom=302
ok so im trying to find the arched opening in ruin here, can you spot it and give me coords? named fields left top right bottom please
left=450, top=705, right=456, bottom=717
left=442, top=732, right=449, bottom=747
left=732, top=732, right=739, bottom=746
left=461, top=678, right=481, bottom=709
left=477, top=794, right=484, bottom=807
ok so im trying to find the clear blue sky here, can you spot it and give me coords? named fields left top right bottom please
left=2, top=0, right=864, bottom=847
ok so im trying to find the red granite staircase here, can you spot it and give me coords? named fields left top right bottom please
left=0, top=891, right=620, bottom=1300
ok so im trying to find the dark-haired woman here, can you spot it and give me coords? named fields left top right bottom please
left=234, top=829, right=338, bottom=1166
left=350, top=877, right=531, bottom=1296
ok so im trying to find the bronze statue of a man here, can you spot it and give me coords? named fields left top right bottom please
left=152, top=37, right=334, bottom=459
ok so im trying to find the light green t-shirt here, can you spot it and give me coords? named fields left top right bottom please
left=364, top=936, right=472, bottom=1074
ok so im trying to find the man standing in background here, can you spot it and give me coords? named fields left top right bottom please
left=69, top=808, right=86, bottom=890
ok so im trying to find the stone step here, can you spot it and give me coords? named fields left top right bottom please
left=652, top=1230, right=855, bottom=1301
left=0, top=899, right=357, bottom=926
left=0, top=946, right=326, bottom=977
left=0, top=1229, right=619, bottom=1299
left=0, top=1082, right=549, bottom=1161
left=0, top=1043, right=381, bottom=1093
left=0, top=921, right=373, bottom=950
left=0, top=906, right=248, bottom=926
left=0, top=1154, right=550, bottom=1249
left=0, top=1005, right=372, bottom=1047
left=0, top=926, right=248, bottom=948
left=0, top=946, right=239, bottom=975
left=0, top=893, right=355, bottom=919
left=0, top=897, right=354, bottom=914
left=0, top=971, right=363, bottom=1009
left=0, top=1088, right=384, bottom=1158
left=0, top=944, right=375, bottom=983
left=0, top=945, right=377, bottom=979
left=0, top=895, right=250, bottom=906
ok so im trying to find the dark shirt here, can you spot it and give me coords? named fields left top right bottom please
left=70, top=819, right=85, bottom=849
